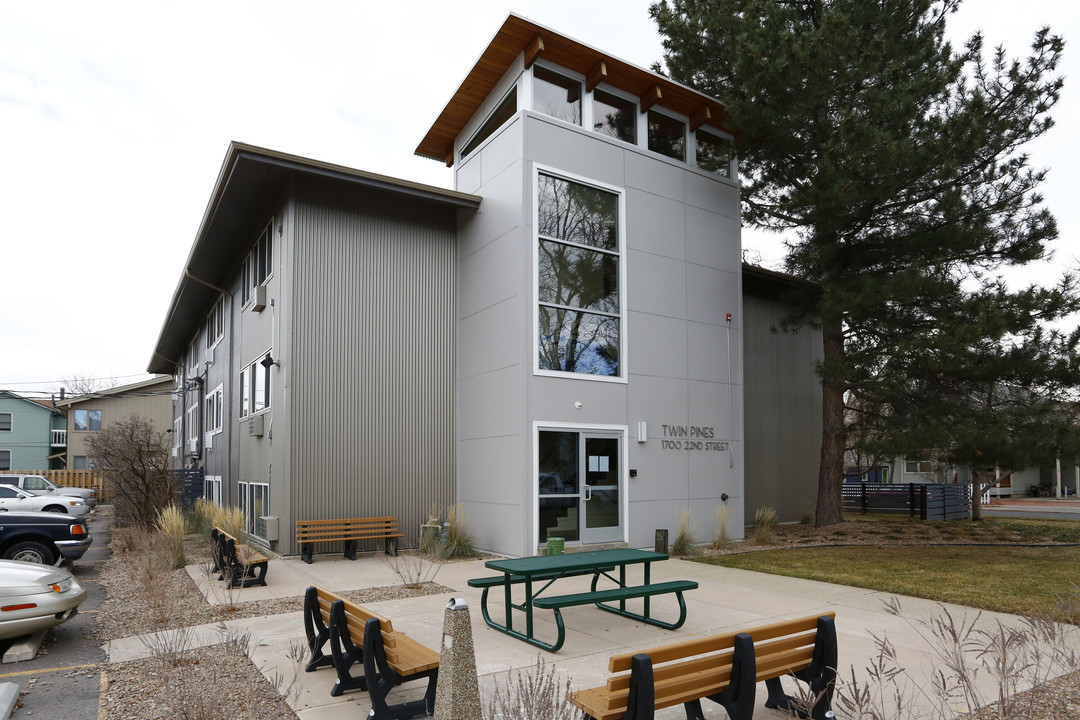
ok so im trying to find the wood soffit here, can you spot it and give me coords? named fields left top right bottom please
left=415, top=14, right=728, bottom=166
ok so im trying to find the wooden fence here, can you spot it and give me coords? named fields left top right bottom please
left=842, top=482, right=970, bottom=520
left=12, top=469, right=113, bottom=502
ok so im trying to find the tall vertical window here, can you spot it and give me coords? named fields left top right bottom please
left=592, top=89, right=636, bottom=144
left=186, top=404, right=199, bottom=449
left=239, top=356, right=272, bottom=416
left=241, top=222, right=273, bottom=306
left=74, top=409, right=102, bottom=431
left=0, top=413, right=11, bottom=432
left=0, top=450, right=9, bottom=471
left=205, top=385, right=224, bottom=434
left=647, top=110, right=685, bottom=161
left=238, top=481, right=270, bottom=538
left=695, top=129, right=733, bottom=177
left=537, top=173, right=622, bottom=377
left=533, top=66, right=581, bottom=125
left=206, top=297, right=225, bottom=348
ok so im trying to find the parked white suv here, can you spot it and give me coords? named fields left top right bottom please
left=0, top=475, right=97, bottom=508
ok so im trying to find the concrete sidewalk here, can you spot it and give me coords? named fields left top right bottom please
left=103, top=551, right=1065, bottom=720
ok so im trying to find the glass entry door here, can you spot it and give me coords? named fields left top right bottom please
left=538, top=430, right=623, bottom=546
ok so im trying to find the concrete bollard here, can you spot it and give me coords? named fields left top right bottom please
left=434, top=597, right=482, bottom=720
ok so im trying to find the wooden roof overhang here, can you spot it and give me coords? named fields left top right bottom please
left=416, top=13, right=729, bottom=166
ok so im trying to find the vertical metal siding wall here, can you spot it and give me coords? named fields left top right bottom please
left=743, top=293, right=823, bottom=523
left=288, top=177, right=457, bottom=549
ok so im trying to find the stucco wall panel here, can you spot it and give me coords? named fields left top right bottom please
left=625, top=190, right=686, bottom=261
left=685, top=206, right=739, bottom=271
left=626, top=250, right=686, bottom=318
left=625, top=312, right=688, bottom=379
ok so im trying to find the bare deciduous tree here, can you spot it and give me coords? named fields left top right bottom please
left=85, top=414, right=178, bottom=527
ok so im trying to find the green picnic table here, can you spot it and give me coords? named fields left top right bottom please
left=468, top=548, right=698, bottom=652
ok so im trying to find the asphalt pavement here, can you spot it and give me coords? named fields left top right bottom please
left=0, top=508, right=111, bottom=720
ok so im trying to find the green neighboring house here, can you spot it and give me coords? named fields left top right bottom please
left=0, top=391, right=67, bottom=471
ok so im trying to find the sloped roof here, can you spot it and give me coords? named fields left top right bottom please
left=416, top=13, right=729, bottom=165
left=147, top=142, right=482, bottom=374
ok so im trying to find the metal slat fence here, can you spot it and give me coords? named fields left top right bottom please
left=841, top=482, right=970, bottom=520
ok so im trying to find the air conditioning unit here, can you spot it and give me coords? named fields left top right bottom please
left=248, top=414, right=264, bottom=437
left=204, top=433, right=213, bottom=451
left=187, top=438, right=198, bottom=453
left=204, top=345, right=215, bottom=370
left=251, top=284, right=267, bottom=313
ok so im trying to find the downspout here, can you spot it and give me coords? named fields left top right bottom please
left=184, top=269, right=236, bottom=507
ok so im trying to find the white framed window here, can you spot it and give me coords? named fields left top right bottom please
left=241, top=222, right=274, bottom=306
left=204, top=475, right=222, bottom=506
left=186, top=404, right=199, bottom=451
left=238, top=481, right=270, bottom=539
left=591, top=87, right=637, bottom=144
left=206, top=297, right=225, bottom=349
left=0, top=413, right=11, bottom=432
left=532, top=64, right=581, bottom=125
left=239, top=354, right=271, bottom=417
left=535, top=168, right=625, bottom=380
left=0, top=450, right=9, bottom=471
left=461, top=86, right=518, bottom=158
left=647, top=108, right=686, bottom=161
left=204, top=385, right=224, bottom=435
left=173, top=416, right=182, bottom=456
left=693, top=127, right=734, bottom=178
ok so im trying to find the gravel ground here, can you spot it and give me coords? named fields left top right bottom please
left=96, top=534, right=453, bottom=720
left=92, top=519, right=1080, bottom=720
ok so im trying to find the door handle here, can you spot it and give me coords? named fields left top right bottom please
left=584, top=486, right=592, bottom=501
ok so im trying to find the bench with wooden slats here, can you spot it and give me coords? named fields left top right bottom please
left=211, top=527, right=270, bottom=587
left=302, top=585, right=439, bottom=720
left=295, top=516, right=403, bottom=563
left=570, top=612, right=837, bottom=720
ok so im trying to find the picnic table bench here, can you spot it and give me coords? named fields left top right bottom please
left=210, top=527, right=269, bottom=587
left=472, top=548, right=697, bottom=652
left=570, top=612, right=838, bottom=720
left=302, top=585, right=439, bottom=720
left=295, top=516, right=403, bottom=564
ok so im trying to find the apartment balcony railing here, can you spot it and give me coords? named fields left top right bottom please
left=51, top=429, right=67, bottom=447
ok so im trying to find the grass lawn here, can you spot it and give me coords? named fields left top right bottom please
left=697, top=516, right=1080, bottom=619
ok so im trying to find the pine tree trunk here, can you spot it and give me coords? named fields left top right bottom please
left=815, top=322, right=846, bottom=527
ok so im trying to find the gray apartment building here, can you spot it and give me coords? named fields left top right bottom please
left=148, top=15, right=822, bottom=558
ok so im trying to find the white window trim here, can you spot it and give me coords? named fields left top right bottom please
left=206, top=297, right=225, bottom=351
left=532, top=164, right=628, bottom=384
left=588, top=82, right=641, bottom=146
left=0, top=412, right=11, bottom=432
left=204, top=384, right=224, bottom=436
left=0, top=449, right=10, bottom=471
left=530, top=59, right=585, bottom=128
left=241, top=221, right=275, bottom=310
left=239, top=352, right=273, bottom=419
left=531, top=421, right=629, bottom=547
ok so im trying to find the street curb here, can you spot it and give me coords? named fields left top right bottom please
left=0, top=681, right=18, bottom=720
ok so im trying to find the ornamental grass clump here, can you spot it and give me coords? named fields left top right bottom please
left=752, top=506, right=777, bottom=545
left=710, top=505, right=731, bottom=550
left=155, top=503, right=187, bottom=569
left=671, top=509, right=699, bottom=556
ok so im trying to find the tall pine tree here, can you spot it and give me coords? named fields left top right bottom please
left=651, top=0, right=1075, bottom=524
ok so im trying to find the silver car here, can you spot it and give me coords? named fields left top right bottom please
left=0, top=485, right=90, bottom=516
left=0, top=559, right=87, bottom=640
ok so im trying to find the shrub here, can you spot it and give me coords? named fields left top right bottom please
left=85, top=414, right=179, bottom=527
left=488, top=655, right=582, bottom=720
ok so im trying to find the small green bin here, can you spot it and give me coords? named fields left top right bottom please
left=546, top=537, right=565, bottom=555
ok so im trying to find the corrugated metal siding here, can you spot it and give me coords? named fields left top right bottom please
left=287, top=177, right=457, bottom=551
left=742, top=293, right=823, bottom=523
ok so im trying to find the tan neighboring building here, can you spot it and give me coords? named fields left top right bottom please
left=57, top=376, right=173, bottom=468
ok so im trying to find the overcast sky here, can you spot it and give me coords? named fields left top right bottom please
left=1, top=1, right=1077, bottom=396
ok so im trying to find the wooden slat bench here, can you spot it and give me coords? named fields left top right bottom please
left=570, top=612, right=837, bottom=720
left=302, top=585, right=439, bottom=720
left=295, top=517, right=403, bottom=564
left=211, top=527, right=269, bottom=587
